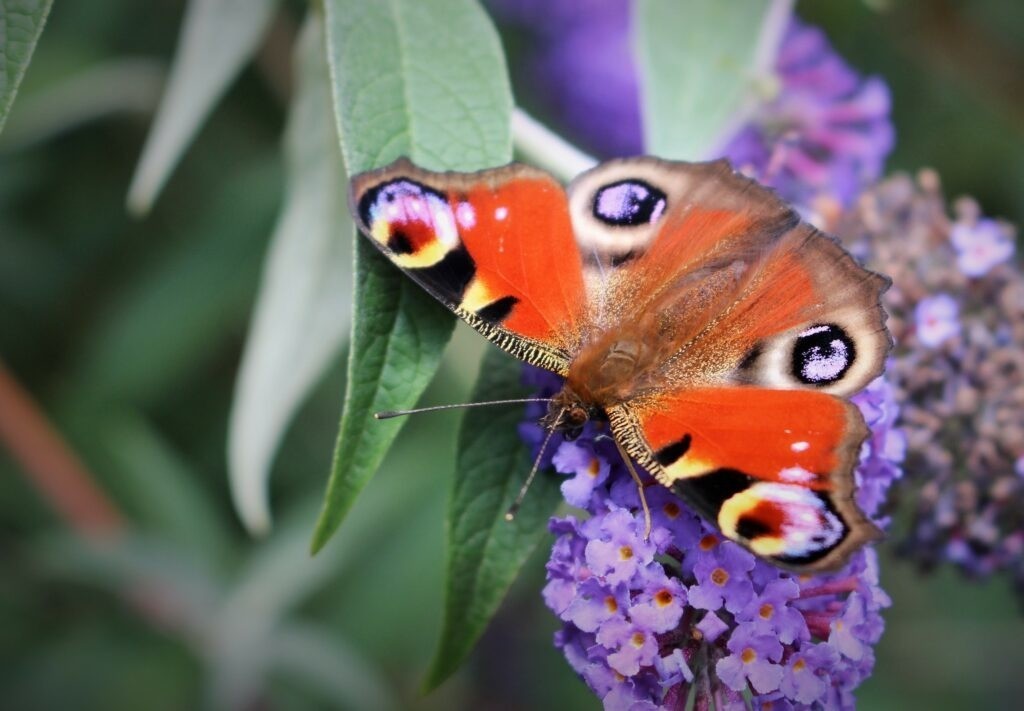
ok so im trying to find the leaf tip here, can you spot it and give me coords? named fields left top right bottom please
left=125, top=181, right=154, bottom=218
left=308, top=514, right=335, bottom=556
left=420, top=659, right=451, bottom=695
left=228, top=455, right=274, bottom=538
left=237, top=499, right=273, bottom=539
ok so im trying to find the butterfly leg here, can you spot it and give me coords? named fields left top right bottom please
left=614, top=437, right=652, bottom=540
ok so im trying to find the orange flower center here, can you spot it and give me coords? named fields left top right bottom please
left=654, top=589, right=673, bottom=607
left=619, top=545, right=634, bottom=561
left=741, top=647, right=757, bottom=664
left=711, top=567, right=729, bottom=586
left=759, top=603, right=774, bottom=619
left=662, top=502, right=680, bottom=519
left=630, top=632, right=646, bottom=648
left=699, top=534, right=719, bottom=551
left=587, top=459, right=601, bottom=477
left=793, top=659, right=807, bottom=672
left=604, top=596, right=618, bottom=613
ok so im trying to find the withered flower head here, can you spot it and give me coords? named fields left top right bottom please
left=835, top=171, right=1024, bottom=600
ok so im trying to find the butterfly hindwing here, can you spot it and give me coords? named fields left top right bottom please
left=607, top=389, right=881, bottom=571
left=350, top=159, right=588, bottom=374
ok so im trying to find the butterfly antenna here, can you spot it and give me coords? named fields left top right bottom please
left=374, top=398, right=552, bottom=420
left=505, top=424, right=558, bottom=522
left=614, top=438, right=652, bottom=540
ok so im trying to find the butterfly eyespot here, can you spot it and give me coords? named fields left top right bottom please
left=791, top=324, right=856, bottom=386
left=357, top=178, right=459, bottom=254
left=592, top=179, right=667, bottom=227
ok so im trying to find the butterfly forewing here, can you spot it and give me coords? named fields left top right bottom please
left=350, top=159, right=588, bottom=375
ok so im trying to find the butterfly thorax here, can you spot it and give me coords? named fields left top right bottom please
left=543, top=327, right=660, bottom=439
left=568, top=317, right=667, bottom=400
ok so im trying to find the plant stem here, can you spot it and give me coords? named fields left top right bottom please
left=511, top=108, right=597, bottom=182
left=0, top=360, right=124, bottom=538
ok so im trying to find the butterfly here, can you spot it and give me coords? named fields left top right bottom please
left=349, top=156, right=890, bottom=572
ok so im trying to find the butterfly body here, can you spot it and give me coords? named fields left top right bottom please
left=351, top=156, right=890, bottom=572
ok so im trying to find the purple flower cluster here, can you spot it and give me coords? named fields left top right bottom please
left=837, top=173, right=1024, bottom=597
left=488, top=0, right=642, bottom=157
left=722, top=19, right=894, bottom=208
left=520, top=369, right=902, bottom=709
left=489, top=3, right=893, bottom=207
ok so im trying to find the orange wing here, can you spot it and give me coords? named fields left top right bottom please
left=608, top=389, right=880, bottom=571
left=350, top=160, right=589, bottom=374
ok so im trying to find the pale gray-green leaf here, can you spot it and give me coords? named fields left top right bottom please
left=0, top=0, right=54, bottom=135
left=634, top=0, right=784, bottom=159
left=270, top=623, right=397, bottom=711
left=228, top=14, right=351, bottom=536
left=212, top=476, right=425, bottom=709
left=127, top=0, right=278, bottom=214
left=95, top=409, right=233, bottom=564
left=0, top=59, right=163, bottom=150
left=310, top=0, right=513, bottom=552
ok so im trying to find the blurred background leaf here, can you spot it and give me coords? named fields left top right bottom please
left=0, top=58, right=162, bottom=150
left=228, top=14, right=352, bottom=536
left=126, top=0, right=278, bottom=214
left=634, top=0, right=782, bottom=160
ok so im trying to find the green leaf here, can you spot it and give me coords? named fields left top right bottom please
left=126, top=0, right=279, bottom=214
left=228, top=14, right=352, bottom=536
left=634, top=0, right=787, bottom=159
left=0, top=0, right=54, bottom=135
left=424, top=348, right=561, bottom=690
left=310, top=0, right=513, bottom=553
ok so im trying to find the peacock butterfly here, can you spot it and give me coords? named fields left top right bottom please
left=349, top=157, right=890, bottom=572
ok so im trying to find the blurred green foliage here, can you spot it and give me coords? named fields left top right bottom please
left=1, top=1, right=1023, bottom=709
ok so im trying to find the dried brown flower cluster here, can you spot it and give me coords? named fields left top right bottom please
left=829, top=171, right=1024, bottom=596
